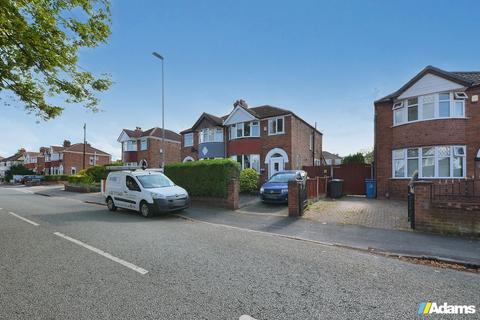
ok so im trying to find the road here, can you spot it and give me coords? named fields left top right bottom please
left=0, top=186, right=478, bottom=319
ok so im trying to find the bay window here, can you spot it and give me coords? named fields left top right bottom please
left=392, top=92, right=466, bottom=125
left=393, top=145, right=465, bottom=178
left=140, top=138, right=147, bottom=150
left=200, top=128, right=223, bottom=143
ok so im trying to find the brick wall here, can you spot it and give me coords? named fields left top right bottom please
left=375, top=86, right=480, bottom=199
left=413, top=181, right=480, bottom=237
left=62, top=152, right=110, bottom=174
left=189, top=179, right=239, bottom=210
left=137, top=138, right=181, bottom=168
left=291, top=116, right=322, bottom=169
left=180, top=131, right=199, bottom=162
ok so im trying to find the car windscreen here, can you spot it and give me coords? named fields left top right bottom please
left=268, top=173, right=296, bottom=183
left=136, top=174, right=174, bottom=189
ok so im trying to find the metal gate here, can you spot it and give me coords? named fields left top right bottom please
left=407, top=186, right=415, bottom=229
left=298, top=182, right=308, bottom=215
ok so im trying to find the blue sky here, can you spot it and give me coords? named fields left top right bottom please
left=2, top=0, right=480, bottom=159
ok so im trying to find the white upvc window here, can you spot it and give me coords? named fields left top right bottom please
left=71, top=167, right=77, bottom=175
left=200, top=127, right=223, bottom=143
left=268, top=117, right=284, bottom=135
left=231, top=154, right=261, bottom=172
left=125, top=140, right=137, bottom=151
left=140, top=138, right=148, bottom=151
left=229, top=121, right=260, bottom=140
left=184, top=133, right=193, bottom=147
left=392, top=145, right=466, bottom=178
left=392, top=92, right=467, bottom=126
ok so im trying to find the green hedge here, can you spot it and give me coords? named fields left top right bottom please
left=68, top=174, right=93, bottom=184
left=164, top=159, right=240, bottom=198
left=78, top=165, right=108, bottom=183
left=240, top=168, right=259, bottom=193
left=44, top=174, right=69, bottom=182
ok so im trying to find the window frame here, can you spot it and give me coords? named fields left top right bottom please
left=140, top=138, right=148, bottom=151
left=230, top=121, right=260, bottom=140
left=184, top=133, right=193, bottom=147
left=268, top=117, right=285, bottom=135
left=392, top=145, right=466, bottom=179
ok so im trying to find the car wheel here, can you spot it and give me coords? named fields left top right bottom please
left=139, top=201, right=152, bottom=218
left=106, top=197, right=117, bottom=211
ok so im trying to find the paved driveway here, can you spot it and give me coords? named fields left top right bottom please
left=238, top=194, right=288, bottom=216
left=305, top=196, right=409, bottom=230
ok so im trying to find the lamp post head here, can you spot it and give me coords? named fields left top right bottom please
left=152, top=52, right=164, bottom=60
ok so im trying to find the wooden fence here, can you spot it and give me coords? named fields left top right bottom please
left=303, top=163, right=373, bottom=195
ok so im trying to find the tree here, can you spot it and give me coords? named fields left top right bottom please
left=0, top=0, right=112, bottom=120
left=360, top=148, right=374, bottom=164
left=343, top=152, right=365, bottom=165
left=4, top=164, right=34, bottom=182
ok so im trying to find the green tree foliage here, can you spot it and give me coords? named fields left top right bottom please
left=239, top=168, right=259, bottom=193
left=0, top=0, right=112, bottom=120
left=363, top=149, right=374, bottom=164
left=342, top=152, right=365, bottom=164
left=4, top=164, right=34, bottom=181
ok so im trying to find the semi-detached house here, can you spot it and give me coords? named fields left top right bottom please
left=374, top=65, right=480, bottom=199
left=181, top=100, right=322, bottom=180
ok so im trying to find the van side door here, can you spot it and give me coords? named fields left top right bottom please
left=123, top=175, right=142, bottom=210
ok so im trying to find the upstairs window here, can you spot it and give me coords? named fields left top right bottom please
left=438, top=93, right=451, bottom=117
left=268, top=117, right=284, bottom=135
left=230, top=121, right=260, bottom=139
left=407, top=98, right=418, bottom=121
left=140, top=138, right=148, bottom=151
left=125, top=140, right=137, bottom=151
left=200, top=128, right=223, bottom=143
left=184, top=133, right=193, bottom=147
left=393, top=102, right=404, bottom=126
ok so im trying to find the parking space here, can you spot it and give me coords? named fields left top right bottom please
left=237, top=194, right=288, bottom=216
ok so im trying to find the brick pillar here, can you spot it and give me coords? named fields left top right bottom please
left=227, top=179, right=239, bottom=210
left=412, top=181, right=433, bottom=230
left=288, top=181, right=299, bottom=217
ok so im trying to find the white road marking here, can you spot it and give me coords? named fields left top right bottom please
left=8, top=212, right=40, bottom=226
left=53, top=232, right=148, bottom=275
left=239, top=316, right=257, bottom=320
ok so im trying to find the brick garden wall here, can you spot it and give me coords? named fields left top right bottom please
left=413, top=181, right=480, bottom=237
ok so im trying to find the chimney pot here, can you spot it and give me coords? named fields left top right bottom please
left=63, top=140, right=71, bottom=147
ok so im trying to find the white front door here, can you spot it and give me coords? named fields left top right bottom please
left=269, top=157, right=284, bottom=178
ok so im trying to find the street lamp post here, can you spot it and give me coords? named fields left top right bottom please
left=152, top=51, right=165, bottom=169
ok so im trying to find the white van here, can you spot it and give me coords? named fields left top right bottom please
left=104, top=170, right=189, bottom=218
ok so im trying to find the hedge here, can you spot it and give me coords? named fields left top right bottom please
left=44, top=174, right=69, bottom=182
left=78, top=165, right=108, bottom=183
left=68, top=174, right=93, bottom=185
left=240, top=168, right=259, bottom=193
left=164, top=159, right=240, bottom=198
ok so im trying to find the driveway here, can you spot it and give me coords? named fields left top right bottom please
left=305, top=196, right=409, bottom=231
left=238, top=194, right=288, bottom=217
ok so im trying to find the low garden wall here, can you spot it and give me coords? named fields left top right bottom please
left=165, top=159, right=240, bottom=210
left=413, top=181, right=480, bottom=237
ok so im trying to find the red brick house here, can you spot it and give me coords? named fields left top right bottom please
left=374, top=65, right=480, bottom=199
left=42, top=140, right=111, bottom=175
left=24, top=151, right=43, bottom=173
left=117, top=127, right=181, bottom=168
left=180, top=100, right=322, bottom=181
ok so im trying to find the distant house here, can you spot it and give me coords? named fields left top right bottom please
left=0, top=149, right=26, bottom=179
left=117, top=127, right=181, bottom=168
left=322, top=151, right=342, bottom=165
left=41, top=140, right=111, bottom=175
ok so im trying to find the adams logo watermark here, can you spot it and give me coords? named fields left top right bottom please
left=418, top=301, right=476, bottom=315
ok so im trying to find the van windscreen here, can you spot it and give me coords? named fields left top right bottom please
left=136, top=174, right=174, bottom=189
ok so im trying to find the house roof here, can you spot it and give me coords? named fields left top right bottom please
left=64, top=143, right=111, bottom=156
left=322, top=151, right=342, bottom=160
left=51, top=146, right=65, bottom=152
left=0, top=152, right=24, bottom=163
left=375, top=65, right=480, bottom=104
left=122, top=127, right=181, bottom=142
left=25, top=151, right=40, bottom=157
left=180, top=113, right=224, bottom=133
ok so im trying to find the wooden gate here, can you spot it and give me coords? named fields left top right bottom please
left=303, top=164, right=373, bottom=195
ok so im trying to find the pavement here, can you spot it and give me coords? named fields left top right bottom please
left=0, top=185, right=479, bottom=319
left=27, top=185, right=480, bottom=267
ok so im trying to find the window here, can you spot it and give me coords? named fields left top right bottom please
left=422, top=95, right=435, bottom=119
left=438, top=93, right=451, bottom=117
left=393, top=146, right=465, bottom=178
left=407, top=98, right=418, bottom=121
left=230, top=121, right=260, bottom=139
left=407, top=148, right=419, bottom=177
left=231, top=154, right=261, bottom=172
left=126, top=176, right=141, bottom=191
left=215, top=128, right=223, bottom=142
left=89, top=156, right=99, bottom=165
left=268, top=117, right=284, bottom=135
left=140, top=138, right=148, bottom=150
left=125, top=140, right=137, bottom=151
left=71, top=167, right=76, bottom=175
left=184, top=133, right=193, bottom=147
left=200, top=128, right=223, bottom=143
left=393, top=149, right=405, bottom=178
left=393, top=92, right=466, bottom=126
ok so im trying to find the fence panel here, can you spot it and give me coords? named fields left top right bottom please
left=303, top=164, right=372, bottom=195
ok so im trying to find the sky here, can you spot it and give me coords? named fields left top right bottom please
left=2, top=0, right=480, bottom=160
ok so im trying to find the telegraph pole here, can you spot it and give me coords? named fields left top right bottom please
left=83, top=123, right=86, bottom=170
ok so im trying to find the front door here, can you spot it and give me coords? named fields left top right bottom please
left=269, top=157, right=284, bottom=178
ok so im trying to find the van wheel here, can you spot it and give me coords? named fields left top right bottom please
left=106, top=197, right=117, bottom=211
left=139, top=201, right=152, bottom=218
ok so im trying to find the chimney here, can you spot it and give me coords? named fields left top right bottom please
left=233, top=99, right=248, bottom=109
left=18, top=148, right=26, bottom=155
left=135, top=127, right=142, bottom=132
left=63, top=140, right=71, bottom=147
